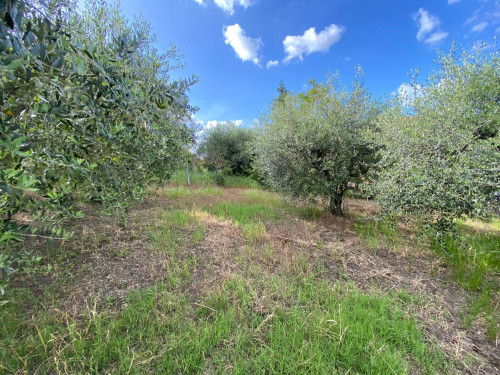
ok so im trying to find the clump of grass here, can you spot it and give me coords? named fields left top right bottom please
left=241, top=221, right=267, bottom=243
left=206, top=202, right=279, bottom=225
left=291, top=204, right=326, bottom=220
left=243, top=189, right=284, bottom=207
left=150, top=209, right=205, bottom=254
left=220, top=174, right=260, bottom=189
left=168, top=169, right=216, bottom=186
left=0, top=276, right=447, bottom=374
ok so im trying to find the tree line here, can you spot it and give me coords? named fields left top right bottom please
left=199, top=47, right=499, bottom=220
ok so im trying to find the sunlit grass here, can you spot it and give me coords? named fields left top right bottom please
left=206, top=201, right=280, bottom=225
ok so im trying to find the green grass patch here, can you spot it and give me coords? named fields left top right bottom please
left=169, top=169, right=217, bottom=186
left=220, top=174, right=260, bottom=189
left=169, top=169, right=260, bottom=189
left=355, top=216, right=403, bottom=250
left=242, top=189, right=285, bottom=208
left=161, top=186, right=224, bottom=199
left=149, top=209, right=205, bottom=254
left=206, top=202, right=280, bottom=225
left=241, top=221, right=267, bottom=243
left=430, top=232, right=500, bottom=291
left=0, top=275, right=447, bottom=374
left=354, top=214, right=500, bottom=341
left=430, top=230, right=500, bottom=340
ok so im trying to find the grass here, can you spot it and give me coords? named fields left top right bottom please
left=429, top=231, right=500, bottom=341
left=150, top=209, right=205, bottom=255
left=3, top=185, right=499, bottom=373
left=205, top=201, right=280, bottom=225
left=169, top=169, right=260, bottom=189
left=159, top=186, right=224, bottom=199
left=355, top=215, right=403, bottom=251
left=354, top=212, right=500, bottom=341
left=0, top=274, right=446, bottom=374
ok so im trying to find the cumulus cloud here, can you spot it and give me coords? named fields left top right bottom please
left=412, top=8, right=448, bottom=45
left=193, top=0, right=205, bottom=5
left=471, top=21, right=488, bottom=32
left=282, top=24, right=345, bottom=63
left=266, top=60, right=279, bottom=68
left=211, top=0, right=253, bottom=15
left=223, top=24, right=262, bottom=65
left=448, top=0, right=462, bottom=4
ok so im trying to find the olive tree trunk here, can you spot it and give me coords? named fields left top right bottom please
left=329, top=185, right=346, bottom=216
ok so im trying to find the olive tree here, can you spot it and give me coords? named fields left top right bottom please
left=197, top=122, right=255, bottom=176
left=254, top=71, right=379, bottom=215
left=373, top=45, right=499, bottom=218
left=0, top=0, right=196, bottom=265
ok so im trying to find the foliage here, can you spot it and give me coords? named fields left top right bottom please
left=254, top=71, right=380, bottom=215
left=0, top=0, right=196, bottom=279
left=197, top=122, right=256, bottom=177
left=372, top=45, right=500, bottom=218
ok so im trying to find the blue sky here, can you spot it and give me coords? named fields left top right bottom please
left=80, top=0, right=499, bottom=129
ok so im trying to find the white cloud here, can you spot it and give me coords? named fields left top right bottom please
left=193, top=0, right=205, bottom=5
left=282, top=24, right=345, bottom=63
left=344, top=56, right=352, bottom=62
left=412, top=8, right=448, bottom=45
left=425, top=31, right=449, bottom=44
left=266, top=60, right=279, bottom=68
left=413, top=8, right=440, bottom=42
left=448, top=0, right=462, bottom=4
left=206, top=120, right=219, bottom=129
left=464, top=14, right=479, bottom=26
left=214, top=0, right=253, bottom=15
left=223, top=24, right=262, bottom=65
left=471, top=21, right=488, bottom=32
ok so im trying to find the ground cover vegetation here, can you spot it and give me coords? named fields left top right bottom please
left=1, top=0, right=499, bottom=373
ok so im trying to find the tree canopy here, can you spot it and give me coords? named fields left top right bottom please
left=0, top=0, right=196, bottom=249
left=254, top=71, right=380, bottom=215
left=197, top=122, right=255, bottom=176
left=372, top=45, right=500, bottom=218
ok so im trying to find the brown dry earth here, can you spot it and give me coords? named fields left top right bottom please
left=15, top=187, right=499, bottom=374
